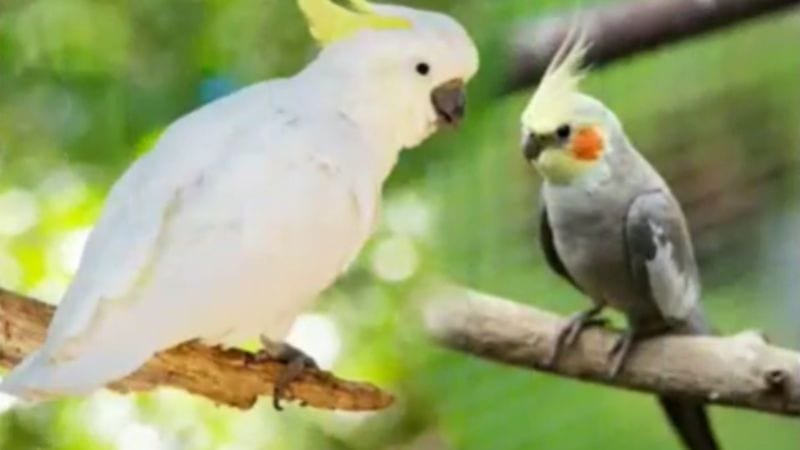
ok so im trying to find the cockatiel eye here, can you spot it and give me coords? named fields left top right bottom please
left=556, top=124, right=571, bottom=140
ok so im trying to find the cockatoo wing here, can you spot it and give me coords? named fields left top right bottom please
left=42, top=81, right=296, bottom=359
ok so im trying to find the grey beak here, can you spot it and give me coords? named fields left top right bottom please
left=431, top=79, right=466, bottom=128
left=523, top=133, right=544, bottom=161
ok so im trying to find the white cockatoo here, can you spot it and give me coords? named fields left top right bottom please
left=1, top=0, right=478, bottom=407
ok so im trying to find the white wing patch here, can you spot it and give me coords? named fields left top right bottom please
left=644, top=220, right=698, bottom=321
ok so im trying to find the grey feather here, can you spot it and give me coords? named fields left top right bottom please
left=624, top=190, right=703, bottom=332
left=660, top=397, right=720, bottom=450
left=539, top=146, right=718, bottom=450
left=539, top=203, right=581, bottom=291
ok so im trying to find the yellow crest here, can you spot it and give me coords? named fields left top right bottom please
left=522, top=26, right=591, bottom=132
left=347, top=0, right=373, bottom=12
left=298, top=0, right=412, bottom=46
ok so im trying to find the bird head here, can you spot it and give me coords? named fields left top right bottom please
left=298, top=0, right=479, bottom=148
left=520, top=30, right=624, bottom=185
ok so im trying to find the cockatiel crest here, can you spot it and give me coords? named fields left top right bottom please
left=522, top=28, right=590, bottom=133
left=298, top=0, right=412, bottom=46
left=520, top=28, right=612, bottom=185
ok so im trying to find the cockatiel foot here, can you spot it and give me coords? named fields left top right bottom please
left=545, top=305, right=606, bottom=368
left=253, top=336, right=319, bottom=411
left=607, top=330, right=638, bottom=378
left=607, top=328, right=668, bottom=378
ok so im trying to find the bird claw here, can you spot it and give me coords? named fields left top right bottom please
left=273, top=351, right=317, bottom=411
left=565, top=317, right=608, bottom=347
left=545, top=306, right=605, bottom=368
left=607, top=330, right=635, bottom=378
left=251, top=336, right=318, bottom=411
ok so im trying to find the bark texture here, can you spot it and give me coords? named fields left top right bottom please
left=424, top=286, right=800, bottom=417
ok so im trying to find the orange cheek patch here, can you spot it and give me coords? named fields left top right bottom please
left=570, top=127, right=603, bottom=161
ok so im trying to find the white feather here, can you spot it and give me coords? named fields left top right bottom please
left=2, top=82, right=381, bottom=398
left=645, top=220, right=698, bottom=321
left=0, top=5, right=479, bottom=400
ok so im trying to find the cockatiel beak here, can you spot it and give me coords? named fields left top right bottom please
left=522, top=132, right=549, bottom=161
left=431, top=79, right=466, bottom=128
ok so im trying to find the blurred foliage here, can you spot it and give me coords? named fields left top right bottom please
left=1, top=0, right=800, bottom=449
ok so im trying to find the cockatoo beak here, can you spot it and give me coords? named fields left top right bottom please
left=431, top=79, right=466, bottom=128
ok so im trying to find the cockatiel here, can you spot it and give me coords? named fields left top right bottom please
left=1, top=0, right=478, bottom=408
left=521, top=31, right=720, bottom=450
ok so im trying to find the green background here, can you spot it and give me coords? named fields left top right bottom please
left=1, top=0, right=799, bottom=449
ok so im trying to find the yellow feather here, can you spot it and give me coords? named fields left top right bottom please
left=536, top=149, right=595, bottom=185
left=298, top=0, right=411, bottom=46
left=522, top=26, right=591, bottom=133
left=347, top=0, right=373, bottom=12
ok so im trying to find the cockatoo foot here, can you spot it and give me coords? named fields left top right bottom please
left=253, top=336, right=318, bottom=411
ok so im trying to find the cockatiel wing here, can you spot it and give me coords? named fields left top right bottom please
left=626, top=192, right=718, bottom=450
left=42, top=82, right=288, bottom=360
left=624, top=190, right=701, bottom=326
left=539, top=201, right=581, bottom=292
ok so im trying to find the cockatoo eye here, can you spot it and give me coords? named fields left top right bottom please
left=416, top=62, right=431, bottom=76
left=556, top=124, right=571, bottom=140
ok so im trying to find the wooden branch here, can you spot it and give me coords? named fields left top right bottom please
left=506, top=0, right=800, bottom=91
left=0, top=289, right=393, bottom=411
left=423, top=286, right=800, bottom=417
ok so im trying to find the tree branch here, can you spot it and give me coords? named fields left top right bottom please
left=0, top=289, right=393, bottom=411
left=506, top=0, right=800, bottom=91
left=423, top=286, right=800, bottom=417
